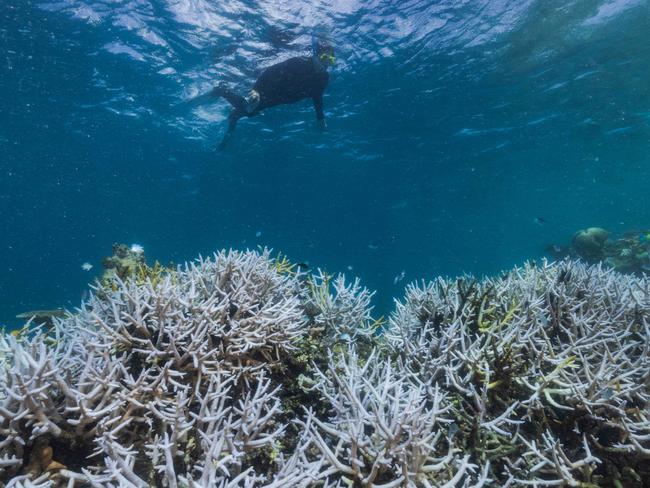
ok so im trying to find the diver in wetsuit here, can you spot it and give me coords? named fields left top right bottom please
left=213, top=38, right=335, bottom=149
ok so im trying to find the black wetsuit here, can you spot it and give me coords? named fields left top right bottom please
left=216, top=56, right=329, bottom=144
left=252, top=56, right=329, bottom=119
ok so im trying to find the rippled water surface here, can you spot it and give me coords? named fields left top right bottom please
left=2, top=0, right=650, bottom=322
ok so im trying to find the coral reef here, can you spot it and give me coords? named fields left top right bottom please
left=1, top=250, right=649, bottom=487
left=548, top=226, right=650, bottom=275
left=570, top=227, right=609, bottom=261
left=386, top=261, right=650, bottom=486
left=604, top=231, right=650, bottom=274
left=0, top=249, right=375, bottom=487
left=100, top=243, right=148, bottom=285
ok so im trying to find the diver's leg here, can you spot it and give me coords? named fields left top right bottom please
left=218, top=110, right=243, bottom=150
left=212, top=83, right=246, bottom=111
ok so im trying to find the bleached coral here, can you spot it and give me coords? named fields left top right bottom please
left=1, top=253, right=649, bottom=487
left=0, top=249, right=316, bottom=487
left=386, top=259, right=650, bottom=486
left=303, top=270, right=376, bottom=343
left=300, top=348, right=486, bottom=487
left=88, top=250, right=307, bottom=377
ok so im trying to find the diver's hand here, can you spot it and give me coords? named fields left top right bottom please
left=318, top=118, right=327, bottom=130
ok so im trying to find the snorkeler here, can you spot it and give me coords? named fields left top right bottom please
left=212, top=37, right=335, bottom=149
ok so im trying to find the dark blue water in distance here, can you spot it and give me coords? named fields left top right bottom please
left=2, top=0, right=650, bottom=326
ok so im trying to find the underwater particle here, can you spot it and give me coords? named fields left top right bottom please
left=393, top=270, right=406, bottom=285
left=130, top=244, right=144, bottom=254
left=256, top=230, right=262, bottom=238
left=388, top=201, right=408, bottom=211
left=81, top=262, right=93, bottom=271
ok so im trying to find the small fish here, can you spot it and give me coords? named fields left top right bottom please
left=296, top=262, right=310, bottom=271
left=368, top=244, right=379, bottom=250
left=339, top=333, right=352, bottom=342
left=600, top=387, right=614, bottom=400
left=16, top=309, right=67, bottom=329
left=255, top=230, right=262, bottom=238
left=346, top=265, right=354, bottom=271
left=16, top=309, right=67, bottom=320
left=393, top=270, right=406, bottom=285
left=130, top=244, right=144, bottom=254
left=534, top=217, right=548, bottom=225
left=81, top=262, right=93, bottom=271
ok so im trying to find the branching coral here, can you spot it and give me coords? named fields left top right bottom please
left=88, top=250, right=307, bottom=377
left=386, top=260, right=650, bottom=486
left=1, top=252, right=649, bottom=487
left=0, top=249, right=319, bottom=487
left=299, top=349, right=486, bottom=487
left=304, top=270, right=376, bottom=341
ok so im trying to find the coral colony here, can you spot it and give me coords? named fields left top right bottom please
left=548, top=226, right=650, bottom=275
left=1, top=248, right=650, bottom=487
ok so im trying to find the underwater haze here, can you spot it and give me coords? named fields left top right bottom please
left=2, top=0, right=650, bottom=325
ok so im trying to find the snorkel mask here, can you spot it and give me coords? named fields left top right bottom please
left=318, top=51, right=336, bottom=66
left=243, top=89, right=260, bottom=113
left=312, top=35, right=335, bottom=67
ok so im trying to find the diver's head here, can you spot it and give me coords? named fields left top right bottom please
left=243, top=89, right=260, bottom=114
left=312, top=37, right=335, bottom=69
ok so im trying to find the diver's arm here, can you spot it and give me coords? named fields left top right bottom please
left=312, top=94, right=326, bottom=129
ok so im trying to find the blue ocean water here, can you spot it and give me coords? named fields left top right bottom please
left=2, top=0, right=650, bottom=326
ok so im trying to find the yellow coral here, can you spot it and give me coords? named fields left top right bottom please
left=273, top=252, right=297, bottom=275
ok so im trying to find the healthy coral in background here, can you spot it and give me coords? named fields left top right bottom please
left=547, top=226, right=650, bottom=275
left=1, top=250, right=649, bottom=487
left=100, top=243, right=148, bottom=285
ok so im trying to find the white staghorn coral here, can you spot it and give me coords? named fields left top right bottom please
left=0, top=249, right=318, bottom=487
left=88, top=249, right=308, bottom=376
left=300, top=348, right=484, bottom=487
left=386, top=259, right=650, bottom=486
left=304, top=270, right=376, bottom=342
left=1, top=254, right=649, bottom=487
